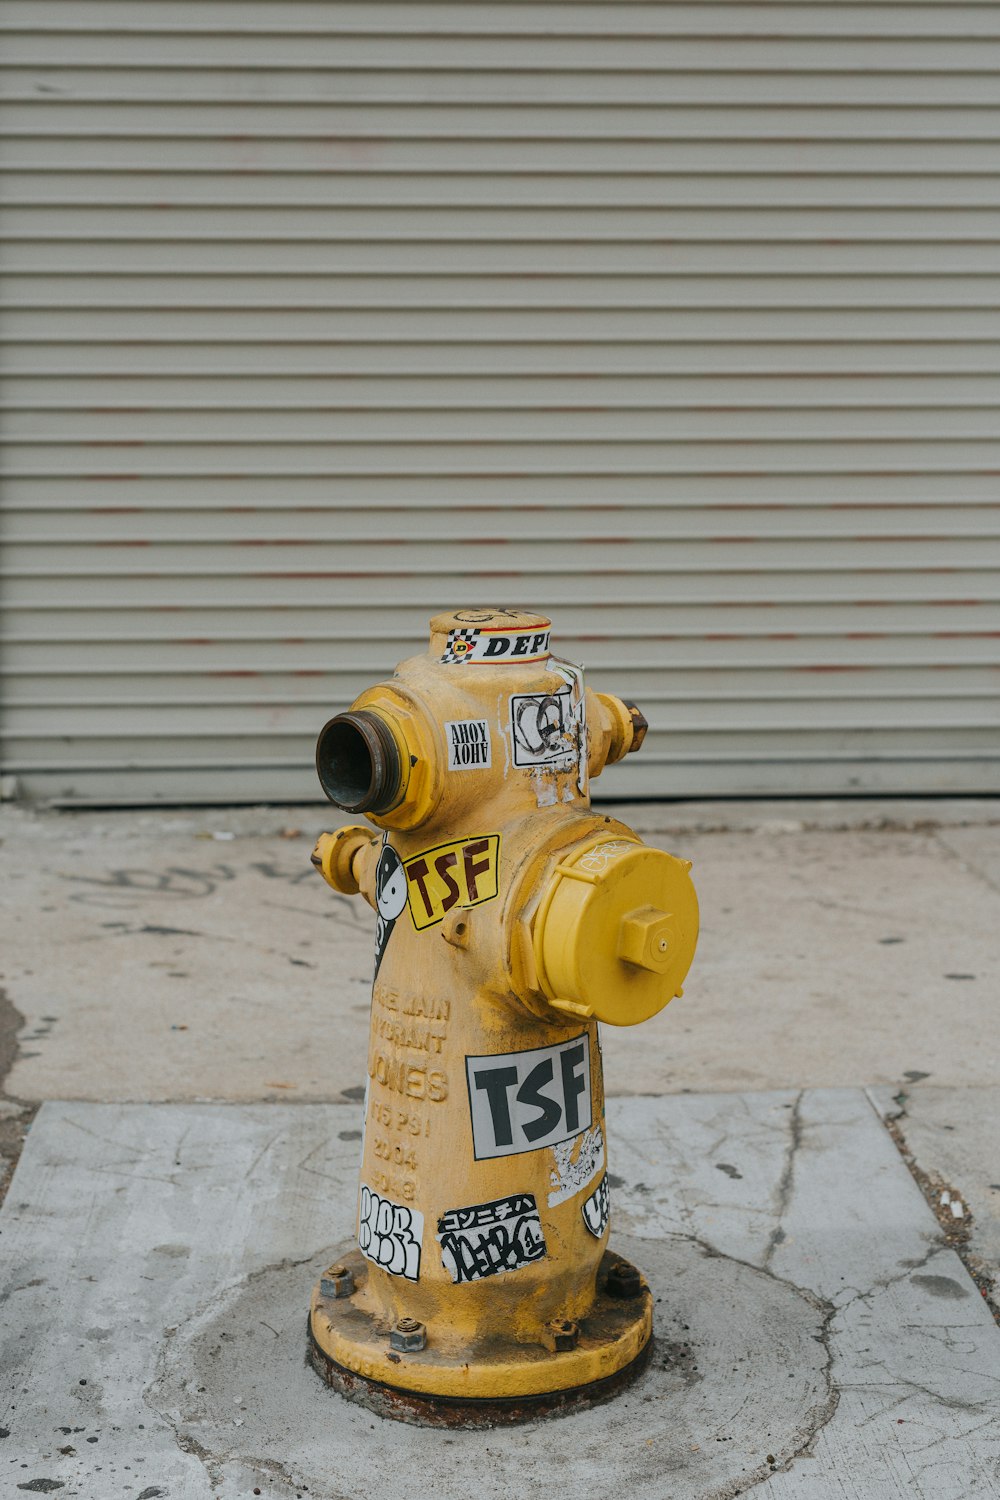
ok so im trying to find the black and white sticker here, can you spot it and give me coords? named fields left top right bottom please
left=437, top=1191, right=546, bottom=1283
left=444, top=719, right=492, bottom=770
left=509, top=661, right=586, bottom=782
left=358, top=1184, right=423, bottom=1281
left=373, top=835, right=407, bottom=980
left=582, top=1175, right=611, bottom=1239
left=465, top=1033, right=592, bottom=1160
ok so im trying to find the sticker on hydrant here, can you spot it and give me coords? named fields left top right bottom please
left=441, top=625, right=550, bottom=665
left=547, top=1124, right=605, bottom=1207
left=437, top=1191, right=547, bottom=1283
left=582, top=1175, right=611, bottom=1239
left=358, top=1184, right=423, bottom=1281
left=465, top=1033, right=592, bottom=1160
left=403, top=833, right=500, bottom=931
left=444, top=718, right=492, bottom=770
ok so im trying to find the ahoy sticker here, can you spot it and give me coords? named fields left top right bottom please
left=403, top=834, right=500, bottom=932
left=444, top=719, right=492, bottom=770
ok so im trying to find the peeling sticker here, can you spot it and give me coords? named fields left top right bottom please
left=548, top=1124, right=605, bottom=1207
left=403, top=833, right=500, bottom=931
left=466, top=1033, right=592, bottom=1160
left=444, top=718, right=492, bottom=770
left=442, top=626, right=550, bottom=665
left=437, top=1192, right=546, bottom=1283
left=358, top=1184, right=423, bottom=1281
left=582, top=1175, right=611, bottom=1238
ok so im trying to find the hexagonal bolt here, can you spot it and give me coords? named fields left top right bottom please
left=390, top=1316, right=427, bottom=1353
left=546, top=1318, right=580, bottom=1352
left=606, top=1260, right=642, bottom=1300
left=319, top=1263, right=354, bottom=1299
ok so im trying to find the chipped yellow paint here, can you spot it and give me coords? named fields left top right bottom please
left=308, top=608, right=699, bottom=1406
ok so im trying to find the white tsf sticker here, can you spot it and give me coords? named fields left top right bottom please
left=444, top=719, right=492, bottom=770
left=465, top=1033, right=592, bottom=1161
left=358, top=1185, right=423, bottom=1281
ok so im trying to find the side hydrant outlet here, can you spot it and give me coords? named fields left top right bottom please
left=307, top=608, right=699, bottom=1425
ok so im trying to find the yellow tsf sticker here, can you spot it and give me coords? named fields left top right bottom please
left=403, top=834, right=500, bottom=932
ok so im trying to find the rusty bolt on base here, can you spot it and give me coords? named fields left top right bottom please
left=545, top=1319, right=580, bottom=1353
left=390, top=1317, right=427, bottom=1353
left=606, top=1261, right=642, bottom=1300
left=320, top=1264, right=354, bottom=1299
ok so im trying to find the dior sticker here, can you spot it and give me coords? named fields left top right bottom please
left=582, top=1175, right=611, bottom=1239
left=358, top=1184, right=423, bottom=1281
left=466, top=1033, right=592, bottom=1160
left=403, top=833, right=500, bottom=931
left=441, top=626, right=551, bottom=666
left=547, top=1124, right=605, bottom=1207
left=437, top=1192, right=546, bottom=1284
left=445, top=718, right=492, bottom=770
left=373, top=835, right=407, bottom=979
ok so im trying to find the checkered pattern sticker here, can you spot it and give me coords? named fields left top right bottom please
left=441, top=627, right=481, bottom=664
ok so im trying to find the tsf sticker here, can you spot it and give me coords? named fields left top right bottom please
left=441, top=626, right=550, bottom=666
left=466, top=1033, right=592, bottom=1160
left=445, top=719, right=492, bottom=770
left=403, top=834, right=500, bottom=931
left=358, top=1184, right=423, bottom=1281
left=437, top=1192, right=546, bottom=1284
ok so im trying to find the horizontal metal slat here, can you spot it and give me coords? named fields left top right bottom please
left=4, top=5, right=999, bottom=42
left=6, top=138, right=1000, bottom=172
left=4, top=406, right=998, bottom=444
left=3, top=103, right=999, bottom=140
left=7, top=273, right=1000, bottom=310
left=4, top=373, right=999, bottom=407
left=5, top=240, right=1000, bottom=275
left=6, top=602, right=998, bottom=647
left=8, top=471, right=1000, bottom=506
left=5, top=570, right=997, bottom=610
left=5, top=71, right=1000, bottom=106
left=8, top=536, right=1000, bottom=576
left=8, top=503, right=996, bottom=544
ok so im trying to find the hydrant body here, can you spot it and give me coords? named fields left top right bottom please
left=309, top=609, right=698, bottom=1422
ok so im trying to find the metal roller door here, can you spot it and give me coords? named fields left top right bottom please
left=1, top=2, right=998, bottom=804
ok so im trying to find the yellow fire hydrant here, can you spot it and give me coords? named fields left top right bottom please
left=308, top=608, right=698, bottom=1424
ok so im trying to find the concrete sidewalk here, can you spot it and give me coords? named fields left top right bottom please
left=2, top=797, right=999, bottom=1494
left=2, top=797, right=999, bottom=1297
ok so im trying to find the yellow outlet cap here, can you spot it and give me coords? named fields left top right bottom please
left=533, top=837, right=699, bottom=1027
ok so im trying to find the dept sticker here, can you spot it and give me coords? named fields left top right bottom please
left=465, top=1033, right=592, bottom=1160
left=441, top=625, right=550, bottom=666
left=437, top=1191, right=546, bottom=1284
left=403, top=833, right=500, bottom=931
left=444, top=719, right=492, bottom=770
left=358, top=1184, right=423, bottom=1281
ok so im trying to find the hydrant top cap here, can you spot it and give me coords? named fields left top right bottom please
left=429, top=606, right=551, bottom=635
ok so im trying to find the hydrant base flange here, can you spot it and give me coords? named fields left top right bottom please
left=307, top=1245, right=653, bottom=1423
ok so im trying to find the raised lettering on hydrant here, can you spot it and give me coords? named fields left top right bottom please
left=307, top=608, right=699, bottom=1424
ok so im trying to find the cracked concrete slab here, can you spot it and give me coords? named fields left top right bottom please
left=2, top=1090, right=998, bottom=1498
left=2, top=801, right=999, bottom=1104
left=870, top=1084, right=1000, bottom=1313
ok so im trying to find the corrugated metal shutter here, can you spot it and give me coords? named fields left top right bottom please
left=1, top=1, right=998, bottom=804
